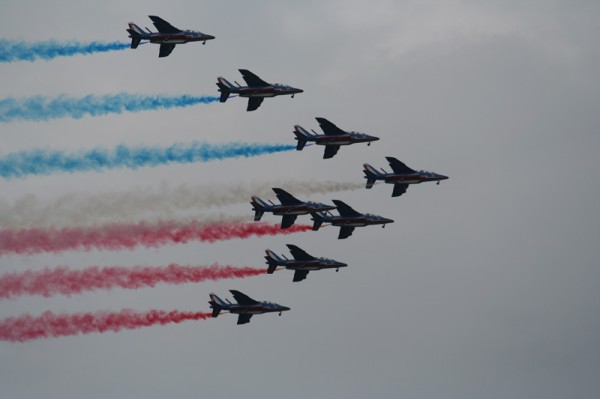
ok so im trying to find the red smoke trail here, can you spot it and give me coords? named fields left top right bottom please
left=0, top=221, right=311, bottom=255
left=0, top=264, right=265, bottom=299
left=0, top=309, right=212, bottom=342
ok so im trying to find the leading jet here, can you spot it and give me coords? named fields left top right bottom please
left=293, top=117, right=380, bottom=159
left=127, top=15, right=215, bottom=57
left=363, top=157, right=449, bottom=197
left=217, top=69, right=303, bottom=111
left=208, top=290, right=290, bottom=325
left=311, top=200, right=394, bottom=239
left=265, top=244, right=348, bottom=282
left=251, top=188, right=336, bottom=229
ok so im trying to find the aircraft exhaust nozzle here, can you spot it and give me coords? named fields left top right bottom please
left=311, top=213, right=324, bottom=231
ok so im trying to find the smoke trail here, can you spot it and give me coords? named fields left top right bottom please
left=0, top=309, right=212, bottom=342
left=0, top=180, right=363, bottom=229
left=0, top=221, right=311, bottom=256
left=0, top=39, right=130, bottom=63
left=0, top=142, right=295, bottom=179
left=0, top=93, right=219, bottom=123
left=0, top=264, right=265, bottom=299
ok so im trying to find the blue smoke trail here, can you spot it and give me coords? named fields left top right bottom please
left=0, top=142, right=296, bottom=179
left=0, top=94, right=220, bottom=123
left=0, top=39, right=131, bottom=62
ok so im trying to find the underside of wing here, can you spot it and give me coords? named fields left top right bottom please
left=332, top=200, right=361, bottom=217
left=386, top=157, right=416, bottom=174
left=293, top=270, right=309, bottom=282
left=286, top=244, right=315, bottom=261
left=230, top=290, right=258, bottom=305
left=338, top=226, right=355, bottom=239
left=315, top=117, right=346, bottom=135
left=149, top=15, right=180, bottom=34
left=159, top=43, right=176, bottom=58
left=323, top=145, right=340, bottom=159
left=272, top=188, right=303, bottom=205
left=392, top=183, right=409, bottom=197
left=281, top=215, right=298, bottom=229
left=247, top=97, right=264, bottom=111
left=239, top=69, right=269, bottom=87
left=237, top=314, right=253, bottom=325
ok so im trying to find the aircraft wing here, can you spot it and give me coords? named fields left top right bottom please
left=286, top=244, right=315, bottom=261
left=392, top=183, right=409, bottom=197
left=149, top=16, right=180, bottom=34
left=281, top=215, right=298, bottom=229
left=230, top=290, right=258, bottom=305
left=237, top=314, right=253, bottom=325
left=323, top=145, right=340, bottom=159
left=247, top=97, right=264, bottom=111
left=386, top=157, right=416, bottom=174
left=239, top=69, right=269, bottom=87
left=338, top=226, right=355, bottom=239
left=159, top=43, right=176, bottom=58
left=272, top=188, right=303, bottom=205
left=332, top=200, right=361, bottom=217
left=293, top=270, right=309, bottom=282
left=315, top=117, right=346, bottom=135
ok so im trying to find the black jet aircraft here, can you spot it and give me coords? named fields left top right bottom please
left=250, top=188, right=336, bottom=229
left=293, top=117, right=380, bottom=159
left=208, top=290, right=290, bottom=325
left=311, top=200, right=393, bottom=239
left=216, top=69, right=303, bottom=111
left=127, top=15, right=215, bottom=57
left=363, top=157, right=449, bottom=197
left=265, top=244, right=348, bottom=282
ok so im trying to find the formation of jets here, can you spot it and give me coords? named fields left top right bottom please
left=126, top=15, right=449, bottom=325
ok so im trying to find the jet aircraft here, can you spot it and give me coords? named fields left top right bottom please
left=265, top=244, right=348, bottom=282
left=293, top=117, right=380, bottom=159
left=208, top=290, right=290, bottom=325
left=363, top=157, right=449, bottom=197
left=251, top=188, right=336, bottom=229
left=216, top=69, right=303, bottom=111
left=311, top=200, right=393, bottom=239
left=127, top=15, right=215, bottom=57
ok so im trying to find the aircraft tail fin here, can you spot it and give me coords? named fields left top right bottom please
left=293, top=125, right=312, bottom=151
left=250, top=196, right=269, bottom=221
left=265, top=250, right=283, bottom=274
left=208, top=293, right=226, bottom=317
left=363, top=163, right=382, bottom=189
left=311, top=212, right=324, bottom=231
left=216, top=77, right=237, bottom=103
left=127, top=23, right=145, bottom=49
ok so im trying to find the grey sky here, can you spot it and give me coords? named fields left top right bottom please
left=1, top=1, right=599, bottom=398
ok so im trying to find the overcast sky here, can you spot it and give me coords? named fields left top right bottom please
left=1, top=1, right=599, bottom=398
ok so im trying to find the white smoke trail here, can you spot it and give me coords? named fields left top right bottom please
left=0, top=180, right=363, bottom=229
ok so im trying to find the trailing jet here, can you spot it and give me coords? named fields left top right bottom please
left=216, top=69, right=303, bottom=111
left=251, top=188, right=336, bottom=229
left=363, top=157, right=449, bottom=197
left=208, top=290, right=290, bottom=325
left=265, top=244, right=348, bottom=282
left=311, top=200, right=393, bottom=239
left=293, top=117, right=380, bottom=159
left=127, top=15, right=215, bottom=57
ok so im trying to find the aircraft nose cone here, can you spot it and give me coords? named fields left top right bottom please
left=371, top=136, right=380, bottom=141
left=337, top=262, right=348, bottom=267
left=438, top=174, right=449, bottom=180
left=383, top=218, right=394, bottom=224
left=206, top=35, right=216, bottom=40
left=294, top=88, right=304, bottom=93
left=280, top=306, right=291, bottom=312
